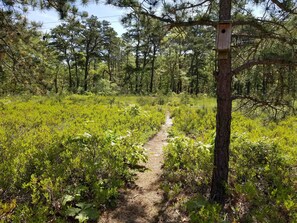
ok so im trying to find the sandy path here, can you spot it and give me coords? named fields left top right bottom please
left=99, top=113, right=172, bottom=223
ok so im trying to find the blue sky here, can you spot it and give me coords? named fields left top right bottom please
left=26, top=3, right=130, bottom=36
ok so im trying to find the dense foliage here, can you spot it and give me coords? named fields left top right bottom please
left=1, top=1, right=295, bottom=105
left=0, top=95, right=165, bottom=222
left=163, top=101, right=297, bottom=222
left=0, top=0, right=297, bottom=221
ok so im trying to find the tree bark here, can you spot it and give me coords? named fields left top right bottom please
left=54, top=71, right=58, bottom=93
left=139, top=51, right=148, bottom=93
left=84, top=55, right=89, bottom=92
left=135, top=35, right=140, bottom=93
left=72, top=52, right=79, bottom=90
left=150, top=43, right=157, bottom=93
left=195, top=59, right=200, bottom=95
left=210, top=0, right=232, bottom=205
left=66, top=58, right=72, bottom=91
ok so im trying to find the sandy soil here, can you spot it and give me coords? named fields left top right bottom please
left=99, top=113, right=173, bottom=223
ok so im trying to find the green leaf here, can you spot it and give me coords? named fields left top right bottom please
left=62, top=194, right=74, bottom=206
left=76, top=202, right=92, bottom=209
left=186, top=196, right=207, bottom=211
left=65, top=207, right=80, bottom=217
left=75, top=212, right=89, bottom=222
left=81, top=208, right=100, bottom=220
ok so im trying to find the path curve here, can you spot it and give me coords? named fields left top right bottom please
left=99, top=113, right=172, bottom=223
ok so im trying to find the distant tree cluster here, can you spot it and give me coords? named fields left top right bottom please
left=0, top=1, right=217, bottom=95
left=1, top=1, right=296, bottom=99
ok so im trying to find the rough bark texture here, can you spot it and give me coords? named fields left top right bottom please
left=210, top=0, right=232, bottom=205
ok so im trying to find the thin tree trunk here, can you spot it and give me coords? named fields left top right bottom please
left=140, top=51, right=147, bottom=93
left=150, top=43, right=157, bottom=93
left=66, top=59, right=72, bottom=91
left=195, top=66, right=200, bottom=95
left=74, top=55, right=79, bottom=90
left=54, top=68, right=58, bottom=94
left=188, top=53, right=195, bottom=94
left=135, top=37, right=140, bottom=93
left=84, top=56, right=89, bottom=92
left=262, top=71, right=267, bottom=96
left=210, top=0, right=232, bottom=205
left=108, top=53, right=113, bottom=81
left=246, top=80, right=251, bottom=95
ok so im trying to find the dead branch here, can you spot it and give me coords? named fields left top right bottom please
left=232, top=94, right=295, bottom=118
left=232, top=59, right=297, bottom=76
left=270, top=0, right=297, bottom=15
left=138, top=10, right=216, bottom=28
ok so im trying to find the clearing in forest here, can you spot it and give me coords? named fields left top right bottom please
left=99, top=113, right=173, bottom=223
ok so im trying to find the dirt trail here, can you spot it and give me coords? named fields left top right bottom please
left=99, top=113, right=173, bottom=223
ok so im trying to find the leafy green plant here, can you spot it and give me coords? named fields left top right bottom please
left=163, top=105, right=297, bottom=223
left=185, top=196, right=224, bottom=223
left=0, top=95, right=165, bottom=222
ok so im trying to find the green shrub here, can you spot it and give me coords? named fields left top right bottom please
left=163, top=105, right=297, bottom=223
left=185, top=196, right=224, bottom=223
left=230, top=136, right=297, bottom=222
left=0, top=96, right=165, bottom=222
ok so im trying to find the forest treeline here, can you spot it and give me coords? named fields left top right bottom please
left=0, top=7, right=215, bottom=96
left=0, top=1, right=296, bottom=105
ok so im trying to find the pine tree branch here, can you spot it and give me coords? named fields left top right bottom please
left=172, top=0, right=211, bottom=12
left=232, top=33, right=297, bottom=45
left=138, top=11, right=216, bottom=28
left=270, top=0, right=297, bottom=14
left=232, top=95, right=280, bottom=108
left=232, top=59, right=297, bottom=75
left=232, top=94, right=296, bottom=118
left=138, top=10, right=295, bottom=40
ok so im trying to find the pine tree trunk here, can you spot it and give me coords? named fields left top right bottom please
left=84, top=56, right=89, bottom=92
left=210, top=0, right=232, bottom=205
left=54, top=72, right=58, bottom=94
left=66, top=59, right=72, bottom=91
left=150, top=43, right=157, bottom=93
left=135, top=38, right=140, bottom=93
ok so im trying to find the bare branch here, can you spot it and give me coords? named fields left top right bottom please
left=232, top=33, right=297, bottom=45
left=232, top=59, right=297, bottom=75
left=138, top=10, right=216, bottom=28
left=173, top=0, right=210, bottom=12
left=270, top=0, right=297, bottom=14
left=232, top=18, right=294, bottom=39
left=233, top=94, right=295, bottom=118
left=138, top=11, right=295, bottom=41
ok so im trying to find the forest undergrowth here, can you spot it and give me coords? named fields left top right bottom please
left=0, top=94, right=296, bottom=222
left=163, top=100, right=297, bottom=222
left=0, top=95, right=165, bottom=222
